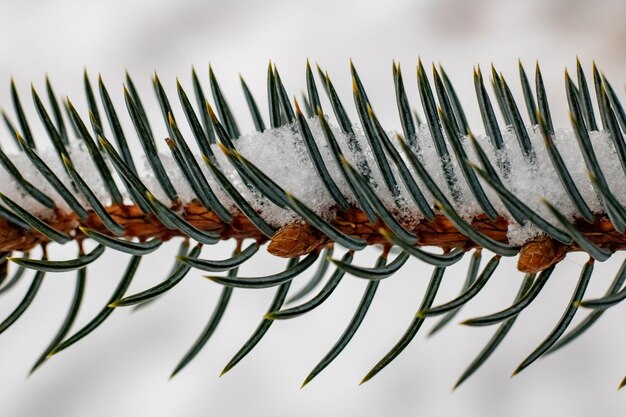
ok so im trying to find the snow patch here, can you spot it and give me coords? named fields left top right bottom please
left=0, top=118, right=617, bottom=247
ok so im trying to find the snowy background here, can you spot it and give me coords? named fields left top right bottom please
left=1, top=0, right=626, bottom=416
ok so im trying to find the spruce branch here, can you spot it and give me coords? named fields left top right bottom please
left=0, top=59, right=624, bottom=388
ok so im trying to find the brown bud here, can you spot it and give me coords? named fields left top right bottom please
left=268, top=222, right=329, bottom=258
left=517, top=236, right=568, bottom=273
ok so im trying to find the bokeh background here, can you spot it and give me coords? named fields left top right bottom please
left=1, top=0, right=626, bottom=416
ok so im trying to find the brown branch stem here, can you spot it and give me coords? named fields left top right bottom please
left=0, top=203, right=621, bottom=273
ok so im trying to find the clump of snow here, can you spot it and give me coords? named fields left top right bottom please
left=0, top=118, right=619, bottom=247
left=0, top=141, right=103, bottom=218
left=212, top=119, right=615, bottom=247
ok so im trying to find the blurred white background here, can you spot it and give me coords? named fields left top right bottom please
left=1, top=0, right=626, bottom=416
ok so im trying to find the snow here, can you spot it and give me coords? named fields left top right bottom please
left=0, top=118, right=619, bottom=246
